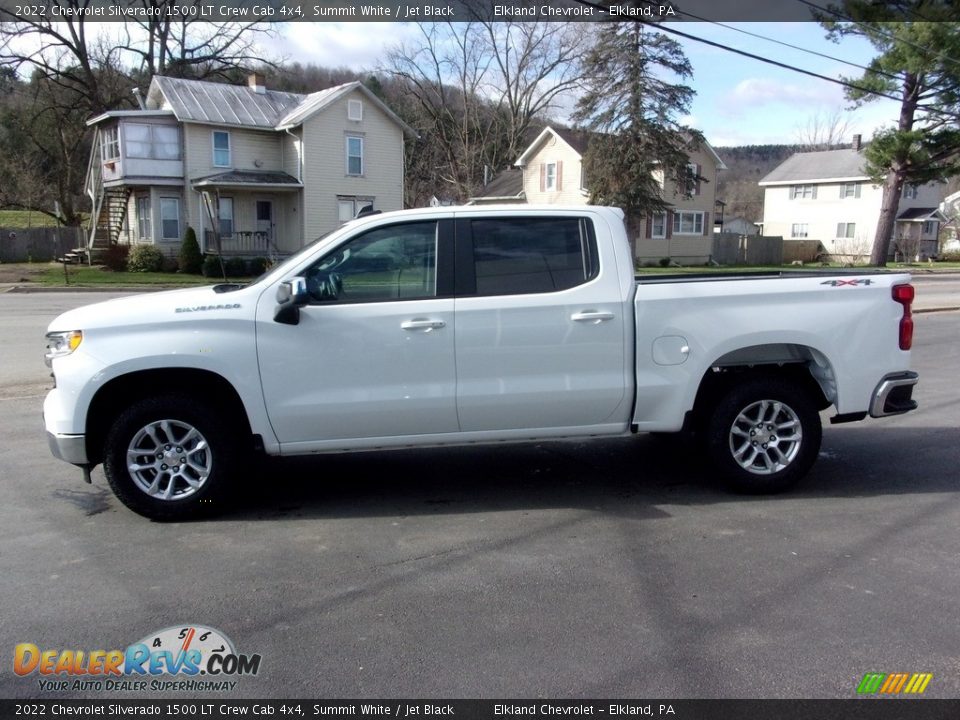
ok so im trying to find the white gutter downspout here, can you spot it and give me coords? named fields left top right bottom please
left=284, top=127, right=303, bottom=247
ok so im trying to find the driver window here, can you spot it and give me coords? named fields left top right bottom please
left=304, top=221, right=438, bottom=303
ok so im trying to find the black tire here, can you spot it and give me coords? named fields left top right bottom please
left=103, top=394, right=239, bottom=520
left=705, top=377, right=822, bottom=494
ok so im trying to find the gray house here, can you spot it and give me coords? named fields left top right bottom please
left=84, top=74, right=413, bottom=259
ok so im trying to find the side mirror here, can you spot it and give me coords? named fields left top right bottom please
left=274, top=277, right=308, bottom=325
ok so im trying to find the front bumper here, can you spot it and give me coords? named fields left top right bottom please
left=869, top=371, right=919, bottom=418
left=46, top=431, right=89, bottom=465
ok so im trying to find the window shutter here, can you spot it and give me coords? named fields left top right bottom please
left=836, top=223, right=844, bottom=238
left=539, top=163, right=545, bottom=193
left=855, top=183, right=861, bottom=198
left=666, top=211, right=673, bottom=239
left=645, top=215, right=652, bottom=238
left=812, top=185, right=818, bottom=199
left=703, top=211, right=710, bottom=236
left=694, top=164, right=702, bottom=196
left=839, top=185, right=845, bottom=199
left=557, top=161, right=563, bottom=191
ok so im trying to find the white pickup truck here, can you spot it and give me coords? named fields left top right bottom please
left=44, top=206, right=918, bottom=519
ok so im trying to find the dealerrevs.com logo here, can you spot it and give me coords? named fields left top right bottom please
left=857, top=672, right=933, bottom=695
left=14, top=625, right=261, bottom=693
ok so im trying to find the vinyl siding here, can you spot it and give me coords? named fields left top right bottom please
left=300, top=89, right=405, bottom=241
left=522, top=138, right=590, bottom=205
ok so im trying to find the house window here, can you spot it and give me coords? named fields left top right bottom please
left=347, top=99, right=363, bottom=122
left=840, top=182, right=860, bottom=198
left=923, top=220, right=937, bottom=235
left=902, top=184, right=918, bottom=199
left=791, top=184, right=817, bottom=199
left=545, top=162, right=558, bottom=191
left=685, top=162, right=700, bottom=196
left=791, top=223, right=809, bottom=238
left=160, top=198, right=180, bottom=240
left=125, top=123, right=181, bottom=160
left=136, top=196, right=151, bottom=240
left=836, top=222, right=856, bottom=239
left=651, top=212, right=667, bottom=238
left=337, top=196, right=373, bottom=224
left=213, top=131, right=231, bottom=167
left=101, top=126, right=120, bottom=162
left=346, top=136, right=363, bottom=176
left=218, top=197, right=234, bottom=237
left=672, top=211, right=704, bottom=235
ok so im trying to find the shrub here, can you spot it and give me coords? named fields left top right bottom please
left=658, top=257, right=672, bottom=267
left=247, top=256, right=270, bottom=276
left=938, top=250, right=960, bottom=263
left=179, top=226, right=203, bottom=274
left=161, top=256, right=179, bottom=273
left=202, top=255, right=223, bottom=278
left=102, top=244, right=130, bottom=272
left=126, top=244, right=165, bottom=273
left=224, top=257, right=246, bottom=277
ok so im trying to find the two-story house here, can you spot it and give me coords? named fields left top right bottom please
left=759, top=137, right=947, bottom=260
left=84, top=73, right=412, bottom=259
left=500, top=126, right=726, bottom=263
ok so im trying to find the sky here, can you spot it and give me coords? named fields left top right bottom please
left=262, top=20, right=904, bottom=147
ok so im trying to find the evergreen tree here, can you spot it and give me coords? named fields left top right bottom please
left=821, top=6, right=960, bottom=265
left=572, top=23, right=703, bottom=246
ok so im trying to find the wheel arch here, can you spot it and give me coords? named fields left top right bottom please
left=85, top=368, right=253, bottom=466
left=687, top=343, right=835, bottom=431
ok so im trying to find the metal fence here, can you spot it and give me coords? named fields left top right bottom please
left=0, top=227, right=85, bottom=263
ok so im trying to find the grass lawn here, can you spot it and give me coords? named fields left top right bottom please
left=35, top=264, right=245, bottom=288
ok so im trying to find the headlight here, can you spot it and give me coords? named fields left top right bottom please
left=45, top=330, right=83, bottom=367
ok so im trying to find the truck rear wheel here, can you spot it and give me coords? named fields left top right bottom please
left=103, top=394, right=237, bottom=520
left=706, top=378, right=821, bottom=494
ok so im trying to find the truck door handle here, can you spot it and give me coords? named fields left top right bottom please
left=401, top=319, right=446, bottom=332
left=571, top=311, right=615, bottom=323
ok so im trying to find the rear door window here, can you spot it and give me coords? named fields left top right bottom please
left=466, top=217, right=598, bottom=296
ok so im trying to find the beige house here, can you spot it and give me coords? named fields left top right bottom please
left=503, top=126, right=726, bottom=262
left=84, top=74, right=412, bottom=258
left=760, top=139, right=947, bottom=260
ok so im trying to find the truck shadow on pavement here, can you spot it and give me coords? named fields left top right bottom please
left=219, top=424, right=960, bottom=521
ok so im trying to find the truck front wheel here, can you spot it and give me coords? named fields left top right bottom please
left=103, top=394, right=237, bottom=520
left=706, top=378, right=822, bottom=494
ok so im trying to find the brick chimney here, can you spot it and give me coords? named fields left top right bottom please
left=852, top=134, right=862, bottom=151
left=247, top=73, right=266, bottom=95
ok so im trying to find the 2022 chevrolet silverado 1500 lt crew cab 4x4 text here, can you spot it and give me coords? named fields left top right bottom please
left=44, top=206, right=919, bottom=519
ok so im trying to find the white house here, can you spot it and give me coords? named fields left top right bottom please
left=473, top=125, right=727, bottom=263
left=760, top=138, right=947, bottom=260
left=84, top=73, right=413, bottom=259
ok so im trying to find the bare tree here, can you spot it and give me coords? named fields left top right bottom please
left=794, top=109, right=854, bottom=150
left=383, top=19, right=587, bottom=202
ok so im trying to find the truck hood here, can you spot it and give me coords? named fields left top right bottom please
left=47, top=285, right=260, bottom=333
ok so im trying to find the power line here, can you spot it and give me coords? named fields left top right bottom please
left=795, top=0, right=960, bottom=72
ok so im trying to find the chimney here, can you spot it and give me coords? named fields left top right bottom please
left=247, top=73, right=266, bottom=95
left=852, top=134, right=862, bottom=151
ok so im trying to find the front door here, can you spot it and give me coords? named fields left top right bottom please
left=256, top=219, right=458, bottom=449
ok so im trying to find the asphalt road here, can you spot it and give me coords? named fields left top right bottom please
left=1, top=290, right=958, bottom=701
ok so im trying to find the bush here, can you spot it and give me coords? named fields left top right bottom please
left=102, top=244, right=130, bottom=272
left=179, top=226, right=203, bottom=274
left=202, top=255, right=223, bottom=278
left=247, top=256, right=270, bottom=276
left=938, top=250, right=960, bottom=263
left=161, top=256, right=179, bottom=273
left=126, top=244, right=165, bottom=273
left=658, top=257, right=672, bottom=267
left=224, top=257, right=246, bottom=277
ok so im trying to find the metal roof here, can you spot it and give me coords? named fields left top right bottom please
left=760, top=148, right=868, bottom=185
left=150, top=76, right=307, bottom=129
left=472, top=168, right=524, bottom=199
left=192, top=170, right=302, bottom=187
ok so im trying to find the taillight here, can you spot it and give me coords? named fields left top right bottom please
left=892, top=283, right=914, bottom=350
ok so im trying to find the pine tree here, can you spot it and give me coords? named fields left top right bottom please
left=821, top=7, right=960, bottom=265
left=572, top=23, right=703, bottom=246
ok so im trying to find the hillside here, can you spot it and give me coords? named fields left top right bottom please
left=713, top=145, right=800, bottom=224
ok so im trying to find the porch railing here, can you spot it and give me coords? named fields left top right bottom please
left=204, top=230, right=278, bottom=257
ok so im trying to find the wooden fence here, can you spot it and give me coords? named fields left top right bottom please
left=0, top=227, right=85, bottom=263
left=711, top=233, right=784, bottom=266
